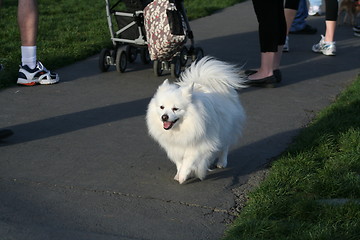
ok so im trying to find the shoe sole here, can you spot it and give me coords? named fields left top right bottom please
left=312, top=49, right=335, bottom=56
left=322, top=52, right=336, bottom=56
left=17, top=77, right=59, bottom=86
left=244, top=70, right=282, bottom=83
left=250, top=82, right=276, bottom=88
left=313, top=49, right=336, bottom=56
left=39, top=79, right=60, bottom=85
left=244, top=78, right=277, bottom=88
left=17, top=80, right=37, bottom=86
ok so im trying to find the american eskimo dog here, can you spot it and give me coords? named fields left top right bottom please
left=146, top=57, right=246, bottom=184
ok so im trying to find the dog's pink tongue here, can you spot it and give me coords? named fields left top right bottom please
left=163, top=121, right=172, bottom=129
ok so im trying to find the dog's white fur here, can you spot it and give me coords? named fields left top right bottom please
left=146, top=57, right=246, bottom=184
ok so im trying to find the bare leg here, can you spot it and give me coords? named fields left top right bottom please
left=16, top=0, right=59, bottom=85
left=284, top=8, right=297, bottom=35
left=18, top=0, right=38, bottom=46
left=324, top=20, right=336, bottom=42
left=248, top=52, right=275, bottom=80
left=18, top=0, right=38, bottom=69
left=273, top=46, right=283, bottom=70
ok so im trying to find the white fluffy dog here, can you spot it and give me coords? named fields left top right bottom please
left=146, top=57, right=246, bottom=184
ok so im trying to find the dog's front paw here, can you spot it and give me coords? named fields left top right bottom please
left=216, top=163, right=227, bottom=169
left=216, top=158, right=227, bottom=169
left=178, top=175, right=187, bottom=184
left=174, top=173, right=179, bottom=182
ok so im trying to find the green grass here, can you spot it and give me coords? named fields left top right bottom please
left=0, top=0, right=244, bottom=88
left=223, top=76, right=360, bottom=240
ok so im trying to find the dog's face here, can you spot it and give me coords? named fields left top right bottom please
left=152, top=80, right=193, bottom=130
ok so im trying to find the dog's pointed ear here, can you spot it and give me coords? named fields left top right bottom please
left=181, top=83, right=194, bottom=99
left=162, top=79, right=170, bottom=86
left=157, top=79, right=171, bottom=92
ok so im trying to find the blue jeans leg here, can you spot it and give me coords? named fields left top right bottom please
left=290, top=0, right=308, bottom=32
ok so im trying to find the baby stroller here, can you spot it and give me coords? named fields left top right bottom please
left=143, top=0, right=204, bottom=78
left=99, top=0, right=203, bottom=78
left=99, top=0, right=151, bottom=73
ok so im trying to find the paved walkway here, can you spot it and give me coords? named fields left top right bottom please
left=1, top=1, right=359, bottom=239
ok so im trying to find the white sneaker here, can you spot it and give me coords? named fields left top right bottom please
left=312, top=35, right=336, bottom=56
left=17, top=61, right=60, bottom=86
left=283, top=36, right=289, bottom=52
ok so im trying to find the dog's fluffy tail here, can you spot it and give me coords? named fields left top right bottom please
left=178, top=56, right=248, bottom=93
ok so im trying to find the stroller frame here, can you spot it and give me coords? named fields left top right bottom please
left=99, top=0, right=150, bottom=73
left=106, top=1, right=147, bottom=46
left=99, top=0, right=204, bottom=78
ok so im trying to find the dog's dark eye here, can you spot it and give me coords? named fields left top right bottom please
left=172, top=107, right=179, bottom=112
left=160, top=106, right=164, bottom=110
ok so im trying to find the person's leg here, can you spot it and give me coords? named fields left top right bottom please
left=249, top=0, right=285, bottom=80
left=17, top=0, right=59, bottom=85
left=324, top=20, right=336, bottom=42
left=274, top=0, right=286, bottom=69
left=285, top=9, right=297, bottom=35
left=283, top=0, right=299, bottom=52
left=18, top=0, right=38, bottom=46
left=284, top=0, right=300, bottom=34
left=289, top=0, right=307, bottom=32
left=18, top=0, right=38, bottom=69
left=312, top=0, right=337, bottom=55
left=248, top=52, right=275, bottom=80
left=273, top=46, right=283, bottom=70
left=323, top=0, right=338, bottom=42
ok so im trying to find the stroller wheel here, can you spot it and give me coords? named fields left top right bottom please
left=171, top=57, right=181, bottom=78
left=153, top=60, right=162, bottom=77
left=126, top=45, right=137, bottom=63
left=116, top=47, right=127, bottom=73
left=140, top=48, right=151, bottom=64
left=99, top=48, right=111, bottom=72
left=180, top=47, right=188, bottom=66
left=192, top=47, right=204, bottom=62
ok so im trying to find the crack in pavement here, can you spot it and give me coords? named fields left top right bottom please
left=0, top=177, right=234, bottom=216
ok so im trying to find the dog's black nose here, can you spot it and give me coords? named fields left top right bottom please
left=161, top=114, right=169, bottom=121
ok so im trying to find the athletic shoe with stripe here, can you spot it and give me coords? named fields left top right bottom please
left=17, top=61, right=59, bottom=86
left=312, top=35, right=336, bottom=56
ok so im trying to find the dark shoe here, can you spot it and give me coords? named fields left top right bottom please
left=243, top=75, right=277, bottom=88
left=244, top=69, right=282, bottom=83
left=289, top=24, right=317, bottom=35
left=0, top=129, right=14, bottom=140
left=274, top=69, right=282, bottom=83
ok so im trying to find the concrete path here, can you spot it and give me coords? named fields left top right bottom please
left=1, top=1, right=359, bottom=239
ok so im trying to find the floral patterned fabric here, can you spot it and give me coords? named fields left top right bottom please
left=144, top=0, right=186, bottom=61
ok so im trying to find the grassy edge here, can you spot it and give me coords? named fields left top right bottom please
left=223, top=75, right=360, bottom=240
